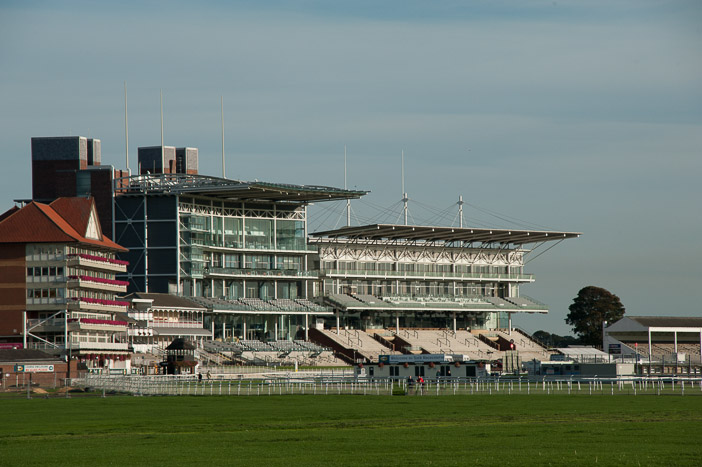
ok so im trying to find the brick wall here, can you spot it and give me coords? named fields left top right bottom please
left=0, top=244, right=26, bottom=336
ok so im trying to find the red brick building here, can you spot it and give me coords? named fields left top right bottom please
left=0, top=197, right=131, bottom=371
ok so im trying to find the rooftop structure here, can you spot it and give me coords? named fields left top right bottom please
left=29, top=136, right=129, bottom=239
left=313, top=224, right=580, bottom=246
left=114, top=173, right=368, bottom=203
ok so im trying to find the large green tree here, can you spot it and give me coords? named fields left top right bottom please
left=565, top=286, right=625, bottom=346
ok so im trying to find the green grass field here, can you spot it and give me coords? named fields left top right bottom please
left=2, top=394, right=701, bottom=466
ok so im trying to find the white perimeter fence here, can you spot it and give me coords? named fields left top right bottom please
left=73, top=374, right=702, bottom=397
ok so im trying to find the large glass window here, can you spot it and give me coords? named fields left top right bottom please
left=224, top=254, right=240, bottom=269
left=212, top=217, right=224, bottom=247
left=245, top=219, right=273, bottom=250
left=190, top=215, right=209, bottom=231
left=245, top=255, right=272, bottom=269
left=276, top=220, right=305, bottom=251
left=224, top=217, right=243, bottom=248
left=276, top=256, right=301, bottom=271
left=278, top=281, right=300, bottom=299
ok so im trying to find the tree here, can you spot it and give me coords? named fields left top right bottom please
left=532, top=330, right=580, bottom=348
left=565, top=286, right=625, bottom=346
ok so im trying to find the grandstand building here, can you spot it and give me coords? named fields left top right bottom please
left=304, top=224, right=579, bottom=363
left=310, top=224, right=579, bottom=331
left=123, top=293, right=210, bottom=353
left=112, top=168, right=366, bottom=342
left=603, top=316, right=702, bottom=365
left=16, top=135, right=580, bottom=368
left=0, top=197, right=130, bottom=371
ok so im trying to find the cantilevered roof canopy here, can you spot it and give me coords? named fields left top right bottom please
left=311, top=224, right=581, bottom=246
left=114, top=173, right=368, bottom=203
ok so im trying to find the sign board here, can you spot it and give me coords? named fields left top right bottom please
left=608, top=344, right=622, bottom=355
left=0, top=343, right=23, bottom=349
left=14, top=364, right=55, bottom=373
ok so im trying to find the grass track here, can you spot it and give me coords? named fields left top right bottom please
left=2, top=395, right=701, bottom=466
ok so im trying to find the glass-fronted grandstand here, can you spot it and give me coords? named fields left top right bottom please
left=112, top=172, right=367, bottom=342
left=111, top=170, right=580, bottom=359
left=310, top=224, right=579, bottom=332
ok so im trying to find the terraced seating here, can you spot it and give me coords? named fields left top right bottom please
left=489, top=329, right=554, bottom=360
left=351, top=294, right=385, bottom=306
left=395, top=329, right=498, bottom=360
left=484, top=297, right=512, bottom=308
left=274, top=299, right=300, bottom=311
left=239, top=339, right=273, bottom=351
left=326, top=294, right=367, bottom=308
left=318, top=328, right=399, bottom=361
left=239, top=298, right=275, bottom=310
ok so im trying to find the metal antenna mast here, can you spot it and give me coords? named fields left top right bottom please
left=345, top=145, right=350, bottom=226
left=160, top=89, right=164, bottom=148
left=402, top=150, right=408, bottom=225
left=124, top=81, right=129, bottom=171
left=221, top=96, right=226, bottom=178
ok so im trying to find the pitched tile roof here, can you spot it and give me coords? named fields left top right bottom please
left=0, top=198, right=126, bottom=252
left=50, top=197, right=95, bottom=239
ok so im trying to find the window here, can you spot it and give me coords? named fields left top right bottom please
left=277, top=256, right=301, bottom=271
left=224, top=218, right=243, bottom=248
left=276, top=220, right=305, bottom=250
left=27, top=267, right=33, bottom=277
left=245, top=219, right=273, bottom=250
left=224, top=254, right=240, bottom=269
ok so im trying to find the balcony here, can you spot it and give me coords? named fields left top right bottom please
left=187, top=237, right=316, bottom=253
left=66, top=254, right=128, bottom=273
left=26, top=318, right=65, bottom=332
left=26, top=298, right=68, bottom=311
left=67, top=275, right=128, bottom=293
left=67, top=318, right=128, bottom=332
left=67, top=297, right=129, bottom=312
left=320, top=269, right=534, bottom=282
left=205, top=267, right=318, bottom=279
left=67, top=342, right=129, bottom=351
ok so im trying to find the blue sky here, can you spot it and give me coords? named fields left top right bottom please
left=1, top=0, right=700, bottom=335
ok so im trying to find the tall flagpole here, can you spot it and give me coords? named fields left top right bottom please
left=124, top=82, right=129, bottom=171
left=221, top=96, right=226, bottom=178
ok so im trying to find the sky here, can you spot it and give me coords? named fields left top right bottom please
left=1, top=0, right=700, bottom=335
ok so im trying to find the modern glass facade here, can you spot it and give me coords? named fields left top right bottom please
left=177, top=197, right=313, bottom=301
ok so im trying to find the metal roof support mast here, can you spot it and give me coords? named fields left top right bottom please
left=221, top=96, right=226, bottom=179
left=345, top=145, right=350, bottom=227
left=402, top=149, right=408, bottom=226
left=124, top=81, right=129, bottom=171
